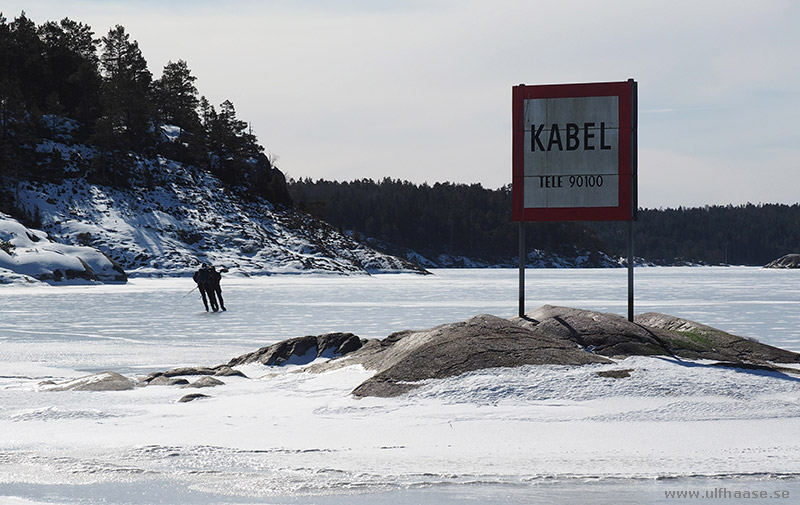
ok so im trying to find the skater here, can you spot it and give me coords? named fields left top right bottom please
left=192, top=264, right=218, bottom=312
left=209, top=265, right=226, bottom=311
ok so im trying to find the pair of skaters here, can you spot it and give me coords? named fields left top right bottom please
left=192, top=264, right=226, bottom=312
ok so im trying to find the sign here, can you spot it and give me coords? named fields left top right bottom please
left=512, top=80, right=637, bottom=222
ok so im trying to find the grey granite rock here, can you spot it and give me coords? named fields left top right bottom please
left=39, top=371, right=135, bottom=392
left=228, top=332, right=364, bottom=367
left=339, top=314, right=611, bottom=397
left=178, top=393, right=210, bottom=403
left=184, top=376, right=225, bottom=388
left=634, top=311, right=800, bottom=363
left=514, top=305, right=674, bottom=357
left=144, top=375, right=190, bottom=386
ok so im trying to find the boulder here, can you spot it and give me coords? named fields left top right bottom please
left=213, top=365, right=248, bottom=378
left=764, top=254, right=800, bottom=268
left=228, top=332, right=364, bottom=367
left=39, top=371, right=135, bottom=391
left=141, top=365, right=248, bottom=385
left=144, top=375, right=190, bottom=386
left=178, top=393, right=210, bottom=403
left=183, top=376, right=225, bottom=388
left=162, top=366, right=218, bottom=377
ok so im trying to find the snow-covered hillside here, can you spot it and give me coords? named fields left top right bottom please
left=3, top=160, right=426, bottom=282
left=0, top=212, right=126, bottom=285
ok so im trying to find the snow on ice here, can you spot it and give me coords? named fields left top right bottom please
left=1, top=269, right=800, bottom=504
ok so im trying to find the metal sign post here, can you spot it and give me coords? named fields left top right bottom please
left=519, top=222, right=525, bottom=317
left=513, top=80, right=638, bottom=321
left=628, top=79, right=638, bottom=322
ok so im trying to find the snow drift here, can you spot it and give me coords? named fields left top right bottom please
left=0, top=212, right=127, bottom=284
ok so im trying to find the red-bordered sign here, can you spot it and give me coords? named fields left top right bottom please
left=512, top=80, right=637, bottom=222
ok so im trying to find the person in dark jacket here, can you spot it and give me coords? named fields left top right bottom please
left=209, top=265, right=226, bottom=311
left=192, top=264, right=218, bottom=312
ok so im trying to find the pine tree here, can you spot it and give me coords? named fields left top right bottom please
left=152, top=59, right=203, bottom=165
left=37, top=18, right=101, bottom=136
left=152, top=59, right=200, bottom=129
left=98, top=25, right=153, bottom=151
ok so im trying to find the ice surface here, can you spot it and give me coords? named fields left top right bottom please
left=1, top=268, right=799, bottom=504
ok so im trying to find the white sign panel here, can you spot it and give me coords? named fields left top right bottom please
left=512, top=80, right=636, bottom=223
left=523, top=96, right=619, bottom=209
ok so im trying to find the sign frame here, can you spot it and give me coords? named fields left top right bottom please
left=512, top=80, right=637, bottom=222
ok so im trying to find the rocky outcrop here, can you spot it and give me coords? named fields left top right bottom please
left=227, top=332, right=364, bottom=367
left=139, top=364, right=247, bottom=386
left=313, top=314, right=612, bottom=398
left=39, top=371, right=135, bottom=391
left=133, top=305, right=800, bottom=400
left=765, top=254, right=800, bottom=268
left=512, top=305, right=800, bottom=365
left=307, top=306, right=800, bottom=397
left=514, top=305, right=674, bottom=357
left=634, top=311, right=800, bottom=363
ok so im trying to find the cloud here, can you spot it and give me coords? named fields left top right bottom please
left=4, top=0, right=799, bottom=205
left=640, top=147, right=800, bottom=209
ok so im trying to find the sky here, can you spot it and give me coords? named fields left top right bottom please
left=4, top=0, right=800, bottom=209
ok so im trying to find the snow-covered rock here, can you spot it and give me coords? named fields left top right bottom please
left=0, top=212, right=127, bottom=285
left=3, top=156, right=426, bottom=280
left=38, top=371, right=135, bottom=392
left=764, top=253, right=800, bottom=268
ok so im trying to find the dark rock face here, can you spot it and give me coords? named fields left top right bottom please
left=227, top=332, right=364, bottom=367
left=765, top=254, right=800, bottom=268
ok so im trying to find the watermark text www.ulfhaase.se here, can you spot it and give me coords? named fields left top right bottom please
left=665, top=488, right=790, bottom=500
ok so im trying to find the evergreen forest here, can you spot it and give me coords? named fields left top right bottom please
left=289, top=178, right=800, bottom=266
left=0, top=12, right=292, bottom=214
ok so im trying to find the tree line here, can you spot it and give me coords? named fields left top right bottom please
left=0, top=12, right=291, bottom=208
left=289, top=178, right=800, bottom=266
left=592, top=204, right=800, bottom=266
left=288, top=178, right=609, bottom=264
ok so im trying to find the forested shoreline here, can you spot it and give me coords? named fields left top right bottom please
left=0, top=11, right=292, bottom=216
left=289, top=177, right=800, bottom=267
